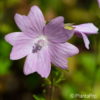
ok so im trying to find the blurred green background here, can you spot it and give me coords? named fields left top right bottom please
left=0, top=0, right=100, bottom=100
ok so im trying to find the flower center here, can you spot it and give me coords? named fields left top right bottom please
left=32, top=35, right=48, bottom=53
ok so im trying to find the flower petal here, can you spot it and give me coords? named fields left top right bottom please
left=64, top=24, right=75, bottom=40
left=50, top=42, right=79, bottom=69
left=28, top=6, right=45, bottom=33
left=24, top=53, right=37, bottom=75
left=14, top=14, right=39, bottom=38
left=24, top=47, right=51, bottom=78
left=44, top=17, right=73, bottom=43
left=5, top=32, right=21, bottom=45
left=74, top=23, right=98, bottom=34
left=64, top=29, right=74, bottom=40
left=81, top=33, right=90, bottom=49
left=10, top=34, right=33, bottom=60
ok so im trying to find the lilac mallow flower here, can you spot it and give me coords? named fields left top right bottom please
left=73, top=23, right=98, bottom=49
left=5, top=6, right=79, bottom=78
left=65, top=23, right=98, bottom=49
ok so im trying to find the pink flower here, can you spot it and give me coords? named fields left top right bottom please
left=5, top=6, right=79, bottom=78
left=73, top=23, right=98, bottom=49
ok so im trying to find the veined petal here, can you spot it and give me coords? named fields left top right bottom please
left=50, top=46, right=68, bottom=69
left=5, top=32, right=22, bottom=45
left=81, top=33, right=90, bottom=49
left=24, top=47, right=51, bottom=78
left=50, top=42, right=79, bottom=69
left=58, top=43, right=79, bottom=57
left=44, top=17, right=72, bottom=43
left=74, top=23, right=98, bottom=34
left=24, top=53, right=37, bottom=75
left=28, top=6, right=45, bottom=33
left=10, top=34, right=33, bottom=60
left=14, top=14, right=39, bottom=38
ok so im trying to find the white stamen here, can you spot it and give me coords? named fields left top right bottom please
left=32, top=35, right=48, bottom=53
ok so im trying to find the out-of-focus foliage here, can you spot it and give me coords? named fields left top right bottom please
left=33, top=94, right=46, bottom=100
left=0, top=0, right=100, bottom=100
left=0, top=40, right=11, bottom=75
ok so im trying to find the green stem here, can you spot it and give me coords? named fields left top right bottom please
left=50, top=70, right=54, bottom=100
